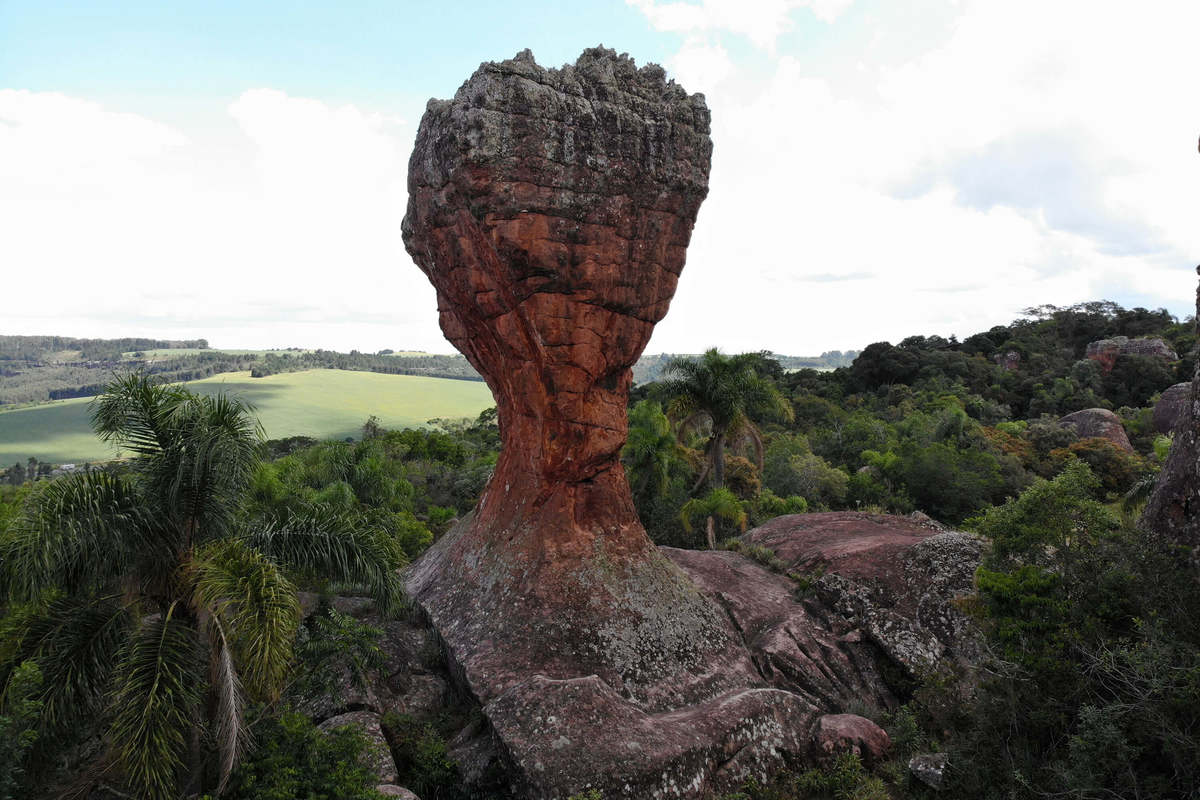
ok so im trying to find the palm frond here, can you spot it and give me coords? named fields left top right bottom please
left=208, top=616, right=247, bottom=793
left=108, top=602, right=203, bottom=800
left=679, top=488, right=748, bottom=533
left=244, top=506, right=407, bottom=616
left=90, top=372, right=189, bottom=458
left=1, top=594, right=132, bottom=732
left=146, top=392, right=263, bottom=545
left=186, top=539, right=298, bottom=701
left=0, top=471, right=165, bottom=601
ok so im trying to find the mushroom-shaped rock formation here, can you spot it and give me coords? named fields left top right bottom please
left=1142, top=267, right=1200, bottom=565
left=402, top=48, right=820, bottom=797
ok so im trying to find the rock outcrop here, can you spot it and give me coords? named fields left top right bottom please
left=398, top=48, right=990, bottom=798
left=1153, top=382, right=1192, bottom=434
left=1141, top=267, right=1200, bottom=564
left=992, top=350, right=1021, bottom=371
left=1085, top=336, right=1178, bottom=372
left=1057, top=408, right=1134, bottom=452
left=401, top=48, right=822, bottom=798
left=741, top=513, right=986, bottom=676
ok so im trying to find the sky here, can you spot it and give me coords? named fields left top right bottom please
left=2, top=0, right=1198, bottom=356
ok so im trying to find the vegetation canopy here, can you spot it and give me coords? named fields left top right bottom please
left=0, top=373, right=406, bottom=799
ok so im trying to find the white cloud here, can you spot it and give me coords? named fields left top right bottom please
left=668, top=38, right=734, bottom=92
left=5, top=1, right=1199, bottom=359
left=0, top=89, right=443, bottom=352
left=647, top=0, right=1200, bottom=355
left=627, top=0, right=853, bottom=51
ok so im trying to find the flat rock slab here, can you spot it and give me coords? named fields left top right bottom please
left=744, top=511, right=938, bottom=586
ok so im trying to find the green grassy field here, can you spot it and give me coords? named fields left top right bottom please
left=0, top=369, right=495, bottom=466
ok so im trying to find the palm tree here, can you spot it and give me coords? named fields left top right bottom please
left=679, top=488, right=747, bottom=550
left=660, top=349, right=794, bottom=492
left=622, top=400, right=682, bottom=500
left=0, top=374, right=405, bottom=799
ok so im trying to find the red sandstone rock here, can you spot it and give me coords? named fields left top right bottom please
left=1057, top=408, right=1134, bottom=452
left=1085, top=336, right=1177, bottom=373
left=1153, top=382, right=1191, bottom=434
left=401, top=48, right=819, bottom=798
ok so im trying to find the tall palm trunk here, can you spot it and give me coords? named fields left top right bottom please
left=711, top=431, right=726, bottom=489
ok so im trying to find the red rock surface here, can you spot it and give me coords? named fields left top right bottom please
left=1085, top=336, right=1178, bottom=372
left=1057, top=408, right=1134, bottom=452
left=743, top=512, right=940, bottom=586
left=401, top=48, right=822, bottom=798
left=813, top=714, right=891, bottom=765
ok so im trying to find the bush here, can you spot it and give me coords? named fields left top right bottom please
left=381, top=712, right=461, bottom=799
left=0, top=661, right=42, bottom=800
left=217, top=712, right=385, bottom=800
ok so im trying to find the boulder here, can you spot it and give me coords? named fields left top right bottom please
left=376, top=786, right=421, bottom=799
left=1142, top=267, right=1200, bottom=565
left=319, top=710, right=398, bottom=785
left=1085, top=336, right=1177, bottom=372
left=909, top=752, right=949, bottom=789
left=743, top=513, right=986, bottom=676
left=664, top=547, right=896, bottom=711
left=401, top=47, right=821, bottom=797
left=1056, top=408, right=1134, bottom=452
left=1153, top=382, right=1191, bottom=434
left=812, top=714, right=890, bottom=766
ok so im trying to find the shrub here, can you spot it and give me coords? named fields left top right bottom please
left=381, top=712, right=461, bottom=799
left=217, top=712, right=385, bottom=800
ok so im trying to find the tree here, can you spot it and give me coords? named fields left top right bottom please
left=0, top=374, right=405, bottom=799
left=680, top=488, right=747, bottom=549
left=622, top=400, right=682, bottom=500
left=660, top=349, right=793, bottom=492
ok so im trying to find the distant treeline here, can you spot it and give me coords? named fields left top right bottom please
left=0, top=335, right=209, bottom=363
left=250, top=350, right=484, bottom=381
left=0, top=351, right=256, bottom=405
left=0, top=333, right=863, bottom=407
left=632, top=350, right=859, bottom=383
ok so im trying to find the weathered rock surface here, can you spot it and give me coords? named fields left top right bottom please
left=376, top=785, right=421, bottom=799
left=1085, top=336, right=1178, bottom=372
left=664, top=546, right=896, bottom=711
left=909, top=752, right=949, bottom=790
left=812, top=714, right=891, bottom=766
left=401, top=48, right=824, bottom=798
left=398, top=47, right=990, bottom=798
left=1153, top=382, right=1192, bottom=434
left=392, top=511, right=983, bottom=797
left=993, top=350, right=1021, bottom=371
left=1142, top=267, right=1200, bottom=564
left=1056, top=408, right=1134, bottom=452
left=742, top=513, right=986, bottom=676
left=296, top=596, right=450, bottom=724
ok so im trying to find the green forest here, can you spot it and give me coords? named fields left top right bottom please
left=1, top=299, right=1198, bottom=799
